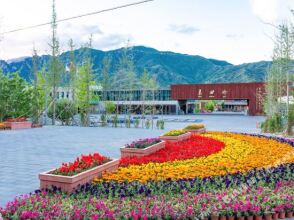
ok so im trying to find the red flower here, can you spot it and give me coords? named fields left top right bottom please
left=53, top=153, right=110, bottom=176
left=119, top=135, right=225, bottom=167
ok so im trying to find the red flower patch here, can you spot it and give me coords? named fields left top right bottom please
left=119, top=135, right=225, bottom=167
left=52, top=153, right=110, bottom=176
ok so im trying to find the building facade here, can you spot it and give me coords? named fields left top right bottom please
left=171, top=82, right=265, bottom=115
left=55, top=83, right=266, bottom=116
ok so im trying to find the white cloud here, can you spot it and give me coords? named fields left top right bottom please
left=250, top=0, right=278, bottom=23
left=250, top=0, right=294, bottom=23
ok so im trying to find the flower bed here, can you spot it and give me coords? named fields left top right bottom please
left=120, top=138, right=165, bottom=158
left=99, top=132, right=294, bottom=183
left=184, top=123, right=206, bottom=134
left=0, top=123, right=10, bottom=130
left=119, top=135, right=225, bottom=167
left=39, top=153, right=119, bottom=192
left=160, top=129, right=191, bottom=142
left=1, top=180, right=293, bottom=219
left=4, top=121, right=32, bottom=130
left=1, top=132, right=294, bottom=219
left=6, top=117, right=27, bottom=122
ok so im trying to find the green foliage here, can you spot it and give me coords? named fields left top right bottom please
left=261, top=113, right=283, bottom=133
left=286, top=104, right=294, bottom=136
left=205, top=101, right=215, bottom=112
left=145, top=119, right=151, bottom=129
left=112, top=115, right=118, bottom=128
left=194, top=104, right=200, bottom=113
left=0, top=72, right=34, bottom=121
left=101, top=56, right=112, bottom=92
left=134, top=118, right=140, bottom=128
left=31, top=71, right=46, bottom=124
left=125, top=115, right=131, bottom=128
left=48, top=99, right=76, bottom=125
left=75, top=38, right=99, bottom=126
left=156, top=119, right=164, bottom=130
left=100, top=114, right=107, bottom=127
left=105, top=101, right=116, bottom=114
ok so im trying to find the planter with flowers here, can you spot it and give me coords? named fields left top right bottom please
left=160, top=129, right=191, bottom=142
left=184, top=124, right=206, bottom=134
left=39, top=153, right=119, bottom=193
left=120, top=138, right=165, bottom=158
left=4, top=118, right=32, bottom=130
left=0, top=123, right=10, bottom=130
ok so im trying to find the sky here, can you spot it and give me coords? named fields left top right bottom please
left=0, top=0, right=293, bottom=64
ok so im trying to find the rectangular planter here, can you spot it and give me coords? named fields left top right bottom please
left=120, top=141, right=165, bottom=158
left=4, top=121, right=32, bottom=130
left=159, top=132, right=191, bottom=142
left=39, top=159, right=119, bottom=193
left=186, top=128, right=206, bottom=134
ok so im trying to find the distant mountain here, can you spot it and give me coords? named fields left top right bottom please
left=0, top=46, right=271, bottom=88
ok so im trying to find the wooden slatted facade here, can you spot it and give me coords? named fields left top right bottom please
left=171, top=82, right=265, bottom=115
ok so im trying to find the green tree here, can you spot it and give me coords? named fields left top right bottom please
left=263, top=23, right=294, bottom=135
left=48, top=99, right=77, bottom=125
left=76, top=36, right=98, bottom=126
left=140, top=69, right=157, bottom=128
left=0, top=70, right=9, bottom=121
left=105, top=101, right=116, bottom=114
left=30, top=48, right=46, bottom=124
left=101, top=56, right=112, bottom=96
left=49, top=0, right=62, bottom=125
left=68, top=39, right=77, bottom=103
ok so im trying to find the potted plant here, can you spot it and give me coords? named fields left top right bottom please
left=39, top=153, right=119, bottom=193
left=160, top=129, right=191, bottom=142
left=183, top=124, right=206, bottom=134
left=4, top=117, right=32, bottom=130
left=120, top=138, right=165, bottom=158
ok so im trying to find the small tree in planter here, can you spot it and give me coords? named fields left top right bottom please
left=112, top=114, right=118, bottom=128
left=48, top=100, right=77, bottom=125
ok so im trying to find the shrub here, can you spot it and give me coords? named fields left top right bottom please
left=156, top=120, right=165, bottom=130
left=105, top=101, right=116, bottom=114
left=100, top=114, right=107, bottom=127
left=134, top=119, right=140, bottom=128
left=48, top=100, right=77, bottom=125
left=145, top=119, right=151, bottom=129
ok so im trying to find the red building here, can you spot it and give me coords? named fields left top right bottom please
left=171, top=82, right=265, bottom=116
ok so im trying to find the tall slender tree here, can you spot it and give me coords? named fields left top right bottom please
left=68, top=39, right=76, bottom=102
left=264, top=23, right=294, bottom=135
left=49, top=0, right=62, bottom=125
left=76, top=36, right=98, bottom=126
left=101, top=56, right=112, bottom=100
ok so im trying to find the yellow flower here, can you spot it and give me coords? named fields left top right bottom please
left=163, top=129, right=187, bottom=136
left=93, top=132, right=294, bottom=183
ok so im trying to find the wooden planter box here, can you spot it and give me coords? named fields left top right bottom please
left=160, top=132, right=191, bottom=142
left=39, top=159, right=119, bottom=193
left=4, top=121, right=32, bottom=130
left=120, top=141, right=165, bottom=158
left=185, top=127, right=206, bottom=134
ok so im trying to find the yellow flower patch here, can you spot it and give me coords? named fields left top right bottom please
left=94, top=132, right=294, bottom=183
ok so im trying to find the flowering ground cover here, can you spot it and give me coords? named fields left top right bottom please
left=52, top=153, right=110, bottom=176
left=1, top=132, right=293, bottom=219
left=184, top=123, right=205, bottom=130
left=119, top=135, right=225, bottom=167
left=100, top=132, right=294, bottom=183
left=163, top=129, right=187, bottom=136
left=1, top=180, right=293, bottom=219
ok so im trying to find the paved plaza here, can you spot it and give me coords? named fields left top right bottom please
left=0, top=115, right=264, bottom=206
